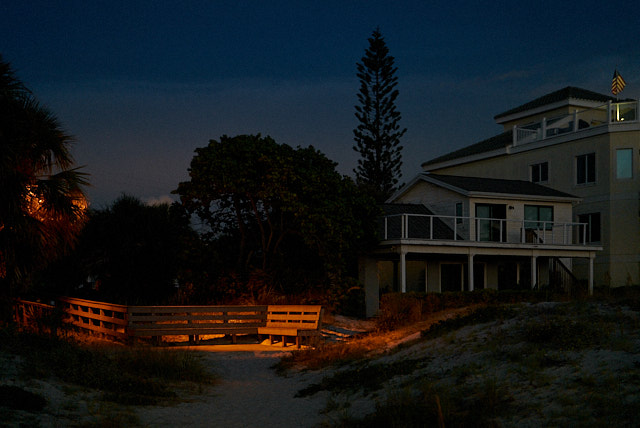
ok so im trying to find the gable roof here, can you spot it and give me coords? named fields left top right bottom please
left=381, top=203, right=460, bottom=240
left=382, top=203, right=433, bottom=216
left=424, top=173, right=578, bottom=200
left=494, top=86, right=631, bottom=122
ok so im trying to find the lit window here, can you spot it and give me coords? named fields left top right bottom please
left=530, top=162, right=548, bottom=183
left=616, top=148, right=633, bottom=179
left=576, top=153, right=596, bottom=184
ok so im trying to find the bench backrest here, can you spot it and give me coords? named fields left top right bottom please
left=127, top=305, right=268, bottom=331
left=264, top=305, right=323, bottom=330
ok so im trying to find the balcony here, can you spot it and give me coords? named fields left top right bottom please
left=513, top=100, right=639, bottom=146
left=381, top=214, right=592, bottom=247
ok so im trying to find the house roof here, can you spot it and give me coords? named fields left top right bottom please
left=423, top=86, right=634, bottom=169
left=494, top=86, right=627, bottom=121
left=424, top=173, right=579, bottom=200
left=422, top=130, right=512, bottom=168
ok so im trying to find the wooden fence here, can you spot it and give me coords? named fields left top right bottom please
left=13, top=298, right=322, bottom=346
left=12, top=298, right=269, bottom=344
left=57, top=297, right=129, bottom=341
left=13, top=299, right=56, bottom=334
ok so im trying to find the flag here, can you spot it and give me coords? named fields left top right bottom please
left=612, top=70, right=626, bottom=95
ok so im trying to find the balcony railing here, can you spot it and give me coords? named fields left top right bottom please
left=381, top=214, right=590, bottom=246
left=513, top=100, right=639, bottom=146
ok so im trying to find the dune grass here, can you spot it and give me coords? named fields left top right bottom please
left=291, top=298, right=640, bottom=427
left=0, top=327, right=215, bottom=407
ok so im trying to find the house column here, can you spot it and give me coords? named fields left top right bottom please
left=400, top=248, right=407, bottom=293
left=588, top=255, right=594, bottom=295
left=468, top=253, right=475, bottom=291
left=531, top=256, right=537, bottom=289
left=359, top=256, right=380, bottom=318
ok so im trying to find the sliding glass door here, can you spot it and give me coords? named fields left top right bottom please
left=475, top=204, right=506, bottom=242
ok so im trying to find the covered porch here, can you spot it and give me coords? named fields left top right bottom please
left=360, top=239, right=600, bottom=317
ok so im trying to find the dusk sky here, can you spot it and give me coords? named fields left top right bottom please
left=2, top=1, right=639, bottom=207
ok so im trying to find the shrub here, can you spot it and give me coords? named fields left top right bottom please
left=376, top=293, right=422, bottom=331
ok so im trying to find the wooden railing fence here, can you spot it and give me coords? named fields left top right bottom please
left=13, top=299, right=57, bottom=335
left=13, top=298, right=320, bottom=346
left=58, top=297, right=129, bottom=341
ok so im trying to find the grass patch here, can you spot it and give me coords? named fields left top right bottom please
left=0, top=328, right=215, bottom=406
left=296, top=358, right=428, bottom=397
left=421, top=304, right=518, bottom=340
left=512, top=302, right=636, bottom=352
left=274, top=339, right=373, bottom=373
left=339, top=378, right=511, bottom=428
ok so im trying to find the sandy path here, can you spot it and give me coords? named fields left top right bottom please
left=137, top=351, right=330, bottom=428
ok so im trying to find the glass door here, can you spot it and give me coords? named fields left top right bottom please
left=475, top=204, right=506, bottom=242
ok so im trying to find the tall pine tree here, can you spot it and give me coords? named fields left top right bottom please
left=353, top=28, right=406, bottom=203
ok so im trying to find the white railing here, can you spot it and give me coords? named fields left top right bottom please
left=381, top=214, right=589, bottom=246
left=512, top=100, right=639, bottom=146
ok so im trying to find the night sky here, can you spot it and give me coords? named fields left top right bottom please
left=2, top=1, right=639, bottom=206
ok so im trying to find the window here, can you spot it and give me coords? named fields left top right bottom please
left=530, top=162, right=548, bottom=183
left=455, top=202, right=463, bottom=224
left=475, top=204, right=506, bottom=242
left=616, top=148, right=633, bottom=179
left=576, top=153, right=596, bottom=184
left=524, top=205, right=554, bottom=230
left=578, top=213, right=601, bottom=243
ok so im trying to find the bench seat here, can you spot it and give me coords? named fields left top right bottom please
left=258, top=305, right=323, bottom=348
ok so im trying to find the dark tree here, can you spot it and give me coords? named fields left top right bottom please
left=175, top=134, right=379, bottom=296
left=0, top=55, right=88, bottom=300
left=353, top=28, right=406, bottom=203
left=41, top=195, right=194, bottom=305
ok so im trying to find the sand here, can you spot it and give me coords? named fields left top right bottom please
left=137, top=350, right=331, bottom=428
left=3, top=302, right=639, bottom=427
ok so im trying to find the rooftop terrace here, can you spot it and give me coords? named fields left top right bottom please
left=513, top=100, right=638, bottom=146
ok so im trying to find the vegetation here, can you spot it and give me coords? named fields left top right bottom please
left=3, top=289, right=640, bottom=426
left=39, top=195, right=195, bottom=305
left=288, top=297, right=640, bottom=427
left=0, top=55, right=88, bottom=309
left=174, top=134, right=379, bottom=305
left=0, top=327, right=215, bottom=409
left=375, top=289, right=557, bottom=331
left=353, top=28, right=406, bottom=203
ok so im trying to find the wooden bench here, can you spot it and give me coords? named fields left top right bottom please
left=258, top=305, right=323, bottom=349
left=127, top=305, right=268, bottom=344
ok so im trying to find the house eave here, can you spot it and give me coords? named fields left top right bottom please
left=494, top=98, right=607, bottom=125
left=465, top=191, right=581, bottom=203
left=418, top=174, right=579, bottom=203
left=422, top=147, right=509, bottom=171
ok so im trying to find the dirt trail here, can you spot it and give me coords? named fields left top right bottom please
left=137, top=351, right=330, bottom=428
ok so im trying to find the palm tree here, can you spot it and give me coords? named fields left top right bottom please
left=0, top=55, right=89, bottom=297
